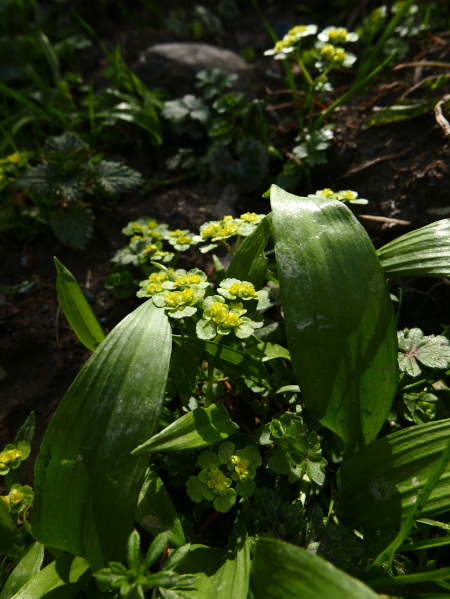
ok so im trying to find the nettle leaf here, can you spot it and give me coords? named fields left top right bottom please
left=15, top=162, right=86, bottom=201
left=96, top=161, right=143, bottom=196
left=398, top=328, right=450, bottom=378
left=49, top=204, right=94, bottom=250
left=252, top=487, right=306, bottom=541
left=44, top=131, right=87, bottom=154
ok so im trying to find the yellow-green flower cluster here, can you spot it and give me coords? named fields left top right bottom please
left=264, top=24, right=318, bottom=59
left=1, top=483, right=33, bottom=514
left=318, top=26, right=359, bottom=44
left=308, top=188, right=368, bottom=205
left=166, top=228, right=198, bottom=251
left=0, top=441, right=30, bottom=476
left=218, top=278, right=269, bottom=302
left=186, top=442, right=262, bottom=513
left=193, top=214, right=266, bottom=253
left=196, top=293, right=264, bottom=340
left=137, top=270, right=173, bottom=298
left=0, top=152, right=29, bottom=191
left=315, top=26, right=358, bottom=71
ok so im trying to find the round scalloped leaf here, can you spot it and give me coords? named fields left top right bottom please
left=196, top=319, right=217, bottom=340
left=186, top=476, right=208, bottom=503
left=236, top=479, right=256, bottom=498
left=198, top=450, right=219, bottom=470
left=213, top=488, right=237, bottom=513
left=218, top=441, right=235, bottom=464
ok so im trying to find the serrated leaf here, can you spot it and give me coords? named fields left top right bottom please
left=398, top=328, right=450, bottom=378
left=377, top=219, right=450, bottom=278
left=44, top=131, right=86, bottom=154
left=32, top=302, right=171, bottom=572
left=16, top=162, right=85, bottom=201
left=337, top=419, right=450, bottom=532
left=270, top=185, right=398, bottom=456
left=250, top=537, right=378, bottom=599
left=96, top=161, right=143, bottom=195
left=132, top=403, right=239, bottom=455
left=252, top=487, right=305, bottom=541
left=54, top=257, right=105, bottom=352
left=49, top=204, right=94, bottom=250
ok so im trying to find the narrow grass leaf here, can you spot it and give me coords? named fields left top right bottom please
left=54, top=257, right=105, bottom=352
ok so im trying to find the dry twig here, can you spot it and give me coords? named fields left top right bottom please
left=338, top=147, right=413, bottom=179
left=434, top=94, right=450, bottom=138
left=359, top=215, right=411, bottom=225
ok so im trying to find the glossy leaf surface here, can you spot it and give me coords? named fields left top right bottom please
left=54, top=257, right=105, bottom=352
left=337, top=419, right=450, bottom=532
left=270, top=185, right=398, bottom=454
left=0, top=501, right=27, bottom=559
left=0, top=542, right=44, bottom=599
left=377, top=219, right=450, bottom=278
left=132, top=403, right=239, bottom=455
left=33, top=301, right=171, bottom=572
left=10, top=554, right=90, bottom=599
left=250, top=537, right=378, bottom=598
left=136, top=468, right=186, bottom=547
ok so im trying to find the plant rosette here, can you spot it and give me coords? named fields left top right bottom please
left=196, top=295, right=264, bottom=340
left=193, top=214, right=265, bottom=253
left=186, top=442, right=262, bottom=512
left=160, top=268, right=209, bottom=292
left=122, top=219, right=168, bottom=242
left=166, top=229, right=199, bottom=252
left=1, top=484, right=34, bottom=513
left=0, top=441, right=31, bottom=476
left=152, top=285, right=205, bottom=319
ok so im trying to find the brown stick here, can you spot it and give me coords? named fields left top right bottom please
left=359, top=215, right=411, bottom=225
left=338, top=147, right=413, bottom=178
left=393, top=61, right=450, bottom=71
left=434, top=94, right=450, bottom=138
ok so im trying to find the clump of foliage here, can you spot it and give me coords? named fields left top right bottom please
left=3, top=186, right=450, bottom=599
left=13, top=132, right=143, bottom=249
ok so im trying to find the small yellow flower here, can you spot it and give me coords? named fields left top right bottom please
left=176, top=273, right=201, bottom=286
left=321, top=43, right=336, bottom=61
left=130, top=235, right=142, bottom=243
left=10, top=490, right=23, bottom=504
left=240, top=212, right=258, bottom=223
left=177, top=235, right=192, bottom=245
left=146, top=282, right=163, bottom=294
left=211, top=302, right=228, bottom=324
left=223, top=215, right=234, bottom=222
left=6, top=152, right=21, bottom=164
left=229, top=282, right=257, bottom=298
left=149, top=272, right=169, bottom=283
left=328, top=27, right=348, bottom=43
left=224, top=313, right=241, bottom=328
left=169, top=229, right=184, bottom=237
left=201, top=223, right=222, bottom=239
left=220, top=223, right=238, bottom=237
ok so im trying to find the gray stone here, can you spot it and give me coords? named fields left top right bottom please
left=133, top=42, right=259, bottom=98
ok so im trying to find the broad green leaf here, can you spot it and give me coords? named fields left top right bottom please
left=246, top=342, right=291, bottom=362
left=54, top=258, right=105, bottom=352
left=337, top=419, right=450, bottom=532
left=270, top=185, right=398, bottom=455
left=377, top=219, right=450, bottom=278
left=168, top=516, right=249, bottom=599
left=136, top=469, right=186, bottom=547
left=132, top=403, right=239, bottom=455
left=173, top=336, right=270, bottom=383
left=0, top=542, right=44, bottom=599
left=32, top=301, right=171, bottom=572
left=0, top=501, right=27, bottom=559
left=250, top=537, right=378, bottom=598
left=227, top=215, right=271, bottom=288
left=10, top=554, right=90, bottom=599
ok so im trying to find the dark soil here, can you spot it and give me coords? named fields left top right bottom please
left=1, top=2, right=450, bottom=491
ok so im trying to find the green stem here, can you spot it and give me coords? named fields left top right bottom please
left=204, top=356, right=215, bottom=408
left=221, top=241, right=235, bottom=256
left=213, top=334, right=223, bottom=343
left=235, top=234, right=241, bottom=252
left=296, top=52, right=314, bottom=87
left=398, top=377, right=428, bottom=392
left=312, top=50, right=398, bottom=132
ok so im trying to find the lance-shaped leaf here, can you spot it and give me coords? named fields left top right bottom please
left=270, top=185, right=398, bottom=455
left=337, top=419, right=450, bottom=532
left=173, top=336, right=270, bottom=383
left=0, top=542, right=44, bottom=599
left=226, top=215, right=271, bottom=288
left=132, top=403, right=239, bottom=455
left=9, top=554, right=91, bottom=599
left=250, top=537, right=378, bottom=599
left=377, top=219, right=450, bottom=278
left=246, top=342, right=291, bottom=362
left=54, top=257, right=105, bottom=352
left=32, top=301, right=171, bottom=572
left=136, top=469, right=186, bottom=547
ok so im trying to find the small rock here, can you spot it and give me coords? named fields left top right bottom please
left=134, top=42, right=259, bottom=98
